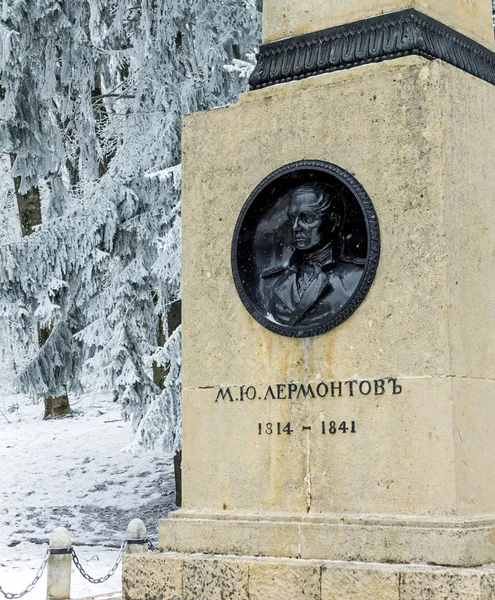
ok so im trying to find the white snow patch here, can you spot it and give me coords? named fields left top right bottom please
left=0, top=390, right=175, bottom=599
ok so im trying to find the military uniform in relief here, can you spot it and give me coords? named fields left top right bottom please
left=261, top=243, right=364, bottom=328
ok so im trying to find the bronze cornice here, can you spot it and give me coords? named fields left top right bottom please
left=249, top=9, right=495, bottom=89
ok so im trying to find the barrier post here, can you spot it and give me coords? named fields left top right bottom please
left=126, top=519, right=148, bottom=554
left=47, top=527, right=72, bottom=600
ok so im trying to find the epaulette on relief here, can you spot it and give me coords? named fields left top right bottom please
left=340, top=255, right=366, bottom=266
left=261, top=264, right=287, bottom=278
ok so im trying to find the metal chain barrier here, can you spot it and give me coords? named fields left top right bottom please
left=0, top=549, right=50, bottom=599
left=126, top=537, right=157, bottom=552
left=0, top=530, right=151, bottom=596
left=71, top=541, right=127, bottom=584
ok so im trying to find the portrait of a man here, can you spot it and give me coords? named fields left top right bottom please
left=232, top=160, right=379, bottom=337
left=260, top=183, right=364, bottom=328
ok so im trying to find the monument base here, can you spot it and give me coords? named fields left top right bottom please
left=158, top=512, right=495, bottom=568
left=122, top=552, right=495, bottom=600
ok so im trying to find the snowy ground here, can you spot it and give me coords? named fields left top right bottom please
left=0, top=387, right=176, bottom=599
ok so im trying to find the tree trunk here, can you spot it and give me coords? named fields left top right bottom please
left=152, top=311, right=167, bottom=388
left=92, top=70, right=116, bottom=178
left=153, top=298, right=182, bottom=505
left=167, top=300, right=182, bottom=505
left=173, top=450, right=182, bottom=508
left=167, top=299, right=182, bottom=337
left=10, top=154, right=42, bottom=237
left=10, top=154, right=71, bottom=418
left=44, top=395, right=71, bottom=419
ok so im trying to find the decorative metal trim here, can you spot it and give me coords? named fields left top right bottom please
left=49, top=548, right=72, bottom=555
left=231, top=160, right=380, bottom=339
left=249, top=9, right=495, bottom=90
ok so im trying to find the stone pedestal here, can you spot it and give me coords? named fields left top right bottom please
left=123, top=2, right=495, bottom=597
left=124, top=554, right=495, bottom=600
left=163, top=53, right=495, bottom=563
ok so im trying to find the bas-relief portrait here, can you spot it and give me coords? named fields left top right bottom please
left=260, top=183, right=364, bottom=328
left=232, top=161, right=380, bottom=338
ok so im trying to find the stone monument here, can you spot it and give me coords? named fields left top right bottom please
left=124, top=0, right=495, bottom=597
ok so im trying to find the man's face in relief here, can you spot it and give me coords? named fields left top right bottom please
left=287, top=190, right=325, bottom=251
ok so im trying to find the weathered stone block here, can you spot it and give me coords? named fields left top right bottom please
left=122, top=553, right=495, bottom=600
left=122, top=554, right=183, bottom=600
left=183, top=556, right=249, bottom=600
left=480, top=571, right=495, bottom=599
left=248, top=560, right=320, bottom=600
left=321, top=564, right=399, bottom=600
left=160, top=514, right=300, bottom=558
left=399, top=569, right=484, bottom=600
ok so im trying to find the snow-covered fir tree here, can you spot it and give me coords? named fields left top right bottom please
left=0, top=1, right=260, bottom=453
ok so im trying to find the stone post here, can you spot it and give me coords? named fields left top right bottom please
left=47, top=527, right=71, bottom=600
left=126, top=519, right=148, bottom=554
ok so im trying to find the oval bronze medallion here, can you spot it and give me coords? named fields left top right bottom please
left=232, top=160, right=380, bottom=338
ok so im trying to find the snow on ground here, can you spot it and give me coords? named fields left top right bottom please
left=0, top=387, right=176, bottom=599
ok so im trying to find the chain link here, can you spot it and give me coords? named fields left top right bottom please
left=147, top=538, right=158, bottom=552
left=1, top=537, right=146, bottom=596
left=0, top=549, right=50, bottom=599
left=71, top=541, right=127, bottom=584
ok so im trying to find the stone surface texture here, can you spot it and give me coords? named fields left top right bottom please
left=122, top=553, right=495, bottom=600
left=399, top=569, right=485, bottom=599
left=261, top=0, right=495, bottom=48
left=160, top=512, right=495, bottom=567
left=183, top=556, right=249, bottom=600
left=249, top=561, right=320, bottom=600
left=321, top=565, right=400, bottom=600
left=122, top=554, right=183, bottom=600
left=174, top=54, right=495, bottom=566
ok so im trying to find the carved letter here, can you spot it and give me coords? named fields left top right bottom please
left=215, top=387, right=234, bottom=402
left=359, top=380, right=372, bottom=395
left=287, top=383, right=298, bottom=399
left=345, top=380, right=357, bottom=397
left=316, top=382, right=329, bottom=398
left=245, top=386, right=257, bottom=400
left=297, top=384, right=316, bottom=399
left=388, top=378, right=402, bottom=394
left=374, top=379, right=385, bottom=395
left=264, top=385, right=276, bottom=400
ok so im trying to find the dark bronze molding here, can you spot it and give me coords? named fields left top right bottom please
left=249, top=9, right=495, bottom=90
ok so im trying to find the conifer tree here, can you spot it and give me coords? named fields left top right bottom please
left=0, top=1, right=260, bottom=464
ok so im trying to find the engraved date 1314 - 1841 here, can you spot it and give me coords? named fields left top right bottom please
left=258, top=421, right=357, bottom=435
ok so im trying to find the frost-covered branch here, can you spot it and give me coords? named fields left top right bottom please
left=0, top=0, right=261, bottom=451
